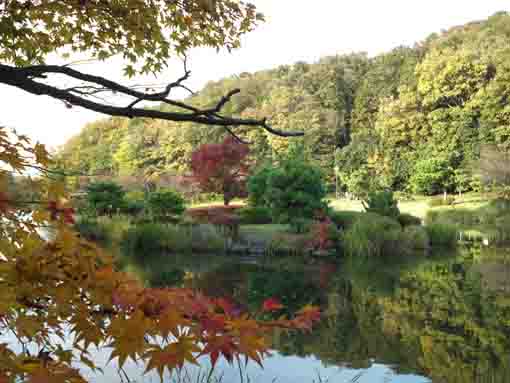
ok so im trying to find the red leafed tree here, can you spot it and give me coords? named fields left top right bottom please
left=191, top=137, right=250, bottom=205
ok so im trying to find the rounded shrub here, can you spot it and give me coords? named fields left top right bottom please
left=397, top=213, right=422, bottom=227
left=147, top=189, right=185, bottom=223
left=329, top=211, right=364, bottom=230
left=402, top=226, right=430, bottom=251
left=238, top=206, right=272, bottom=224
left=150, top=268, right=185, bottom=288
left=123, top=191, right=146, bottom=216
left=85, top=181, right=125, bottom=216
left=74, top=218, right=109, bottom=242
left=425, top=223, right=458, bottom=248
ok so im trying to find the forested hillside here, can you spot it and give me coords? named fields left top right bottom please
left=57, top=11, right=510, bottom=195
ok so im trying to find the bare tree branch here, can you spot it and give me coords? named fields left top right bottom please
left=0, top=63, right=302, bottom=137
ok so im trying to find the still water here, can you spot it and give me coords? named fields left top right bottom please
left=106, top=246, right=510, bottom=383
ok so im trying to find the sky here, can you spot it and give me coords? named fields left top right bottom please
left=1, top=0, right=508, bottom=149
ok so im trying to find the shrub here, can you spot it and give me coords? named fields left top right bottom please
left=398, top=213, right=422, bottom=227
left=147, top=189, right=186, bottom=222
left=425, top=223, right=458, bottom=248
left=123, top=191, right=146, bottom=216
left=97, top=215, right=132, bottom=243
left=74, top=218, right=109, bottom=242
left=401, top=226, right=430, bottom=251
left=341, top=214, right=402, bottom=257
left=328, top=211, right=364, bottom=230
left=362, top=190, right=400, bottom=219
left=238, top=206, right=272, bottom=225
left=85, top=181, right=125, bottom=216
left=149, top=268, right=185, bottom=288
left=187, top=224, right=225, bottom=253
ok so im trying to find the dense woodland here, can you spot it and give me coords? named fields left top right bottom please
left=57, top=11, right=510, bottom=195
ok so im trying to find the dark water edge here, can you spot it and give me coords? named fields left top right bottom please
left=108, top=245, right=510, bottom=383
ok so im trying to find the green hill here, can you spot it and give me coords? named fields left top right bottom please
left=57, top=11, right=510, bottom=194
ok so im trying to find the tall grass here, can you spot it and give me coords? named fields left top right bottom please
left=425, top=198, right=510, bottom=244
left=425, top=223, right=458, bottom=248
left=121, top=223, right=225, bottom=258
left=74, top=215, right=133, bottom=245
left=340, top=214, right=403, bottom=257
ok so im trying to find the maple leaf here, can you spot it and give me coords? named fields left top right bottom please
left=157, top=310, right=190, bottom=339
left=237, top=330, right=268, bottom=367
left=201, top=314, right=226, bottom=334
left=292, top=305, right=321, bottom=331
left=145, top=336, right=200, bottom=379
left=262, top=298, right=284, bottom=312
left=200, top=334, right=237, bottom=368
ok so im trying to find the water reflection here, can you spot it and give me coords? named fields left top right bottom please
left=122, top=247, right=510, bottom=383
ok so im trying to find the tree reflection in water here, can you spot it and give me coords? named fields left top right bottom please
left=124, top=248, right=510, bottom=383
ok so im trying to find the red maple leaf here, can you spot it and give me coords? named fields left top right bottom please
left=201, top=315, right=226, bottom=333
left=62, top=207, right=75, bottom=225
left=262, top=298, right=284, bottom=312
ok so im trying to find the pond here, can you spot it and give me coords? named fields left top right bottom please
left=105, top=246, right=510, bottom=383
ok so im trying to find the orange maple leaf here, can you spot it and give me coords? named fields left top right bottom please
left=200, top=335, right=237, bottom=368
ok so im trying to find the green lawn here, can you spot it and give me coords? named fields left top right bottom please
left=329, top=192, right=493, bottom=219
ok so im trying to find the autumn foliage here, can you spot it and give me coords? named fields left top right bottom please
left=191, top=137, right=251, bottom=206
left=0, top=126, right=321, bottom=382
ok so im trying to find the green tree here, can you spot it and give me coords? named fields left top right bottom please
left=85, top=181, right=126, bottom=216
left=147, top=189, right=186, bottom=222
left=248, top=148, right=327, bottom=231
left=409, top=156, right=454, bottom=195
left=362, top=190, right=400, bottom=219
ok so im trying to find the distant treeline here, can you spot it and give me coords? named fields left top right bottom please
left=56, top=12, right=510, bottom=195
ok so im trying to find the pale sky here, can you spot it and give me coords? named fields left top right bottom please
left=1, top=0, right=508, bottom=149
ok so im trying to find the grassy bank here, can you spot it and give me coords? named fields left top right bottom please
left=75, top=192, right=497, bottom=263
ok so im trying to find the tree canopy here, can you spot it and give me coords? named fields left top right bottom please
left=58, top=11, right=510, bottom=194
